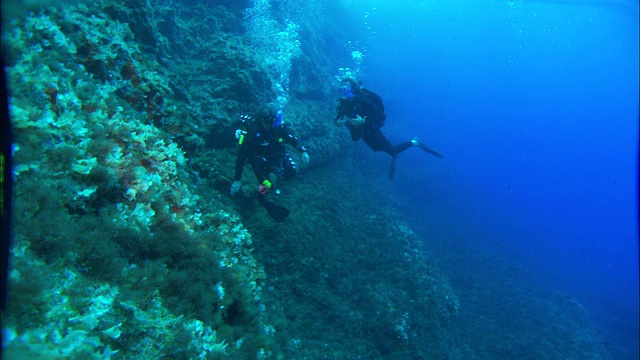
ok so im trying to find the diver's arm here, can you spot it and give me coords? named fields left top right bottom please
left=284, top=128, right=309, bottom=164
left=346, top=115, right=366, bottom=127
left=335, top=99, right=349, bottom=125
left=284, top=129, right=307, bottom=153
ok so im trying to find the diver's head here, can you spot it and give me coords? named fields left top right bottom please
left=272, top=109, right=284, bottom=128
left=262, top=102, right=284, bottom=129
left=339, top=78, right=359, bottom=100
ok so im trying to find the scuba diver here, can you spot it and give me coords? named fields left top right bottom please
left=335, top=77, right=443, bottom=179
left=230, top=103, right=309, bottom=221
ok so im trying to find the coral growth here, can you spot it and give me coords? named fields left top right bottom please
left=3, top=1, right=281, bottom=358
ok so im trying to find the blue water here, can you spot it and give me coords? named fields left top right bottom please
left=338, top=0, right=638, bottom=358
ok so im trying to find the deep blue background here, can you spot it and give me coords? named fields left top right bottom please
left=337, top=0, right=638, bottom=358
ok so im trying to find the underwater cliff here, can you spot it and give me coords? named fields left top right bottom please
left=1, top=0, right=613, bottom=359
left=1, top=1, right=458, bottom=358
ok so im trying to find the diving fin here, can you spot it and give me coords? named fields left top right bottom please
left=388, top=156, right=397, bottom=180
left=415, top=138, right=444, bottom=158
left=259, top=197, right=290, bottom=221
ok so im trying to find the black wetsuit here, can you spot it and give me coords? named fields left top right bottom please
left=335, top=88, right=412, bottom=157
left=234, top=116, right=305, bottom=187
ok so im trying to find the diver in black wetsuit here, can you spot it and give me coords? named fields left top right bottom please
left=334, top=78, right=443, bottom=179
left=230, top=103, right=309, bottom=221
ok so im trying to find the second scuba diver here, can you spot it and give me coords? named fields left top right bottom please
left=335, top=77, right=443, bottom=179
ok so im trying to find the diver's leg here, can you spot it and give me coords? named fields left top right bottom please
left=386, top=142, right=411, bottom=181
left=249, top=158, right=290, bottom=221
left=249, top=157, right=272, bottom=190
left=362, top=128, right=395, bottom=156
left=362, top=129, right=403, bottom=180
left=390, top=141, right=413, bottom=156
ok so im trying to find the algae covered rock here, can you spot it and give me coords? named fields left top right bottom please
left=3, top=0, right=464, bottom=359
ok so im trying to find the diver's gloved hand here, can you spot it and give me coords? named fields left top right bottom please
left=300, top=151, right=310, bottom=165
left=230, top=180, right=243, bottom=196
left=347, top=115, right=365, bottom=127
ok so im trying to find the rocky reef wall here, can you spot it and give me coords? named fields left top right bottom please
left=2, top=0, right=458, bottom=358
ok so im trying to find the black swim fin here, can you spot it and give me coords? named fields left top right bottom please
left=388, top=156, right=397, bottom=180
left=259, top=197, right=290, bottom=221
left=418, top=143, right=444, bottom=158
left=413, top=138, right=444, bottom=158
